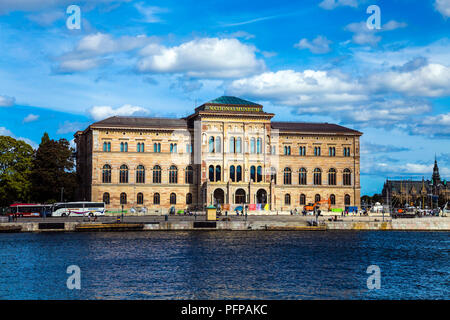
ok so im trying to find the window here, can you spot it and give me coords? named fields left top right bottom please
left=345, top=194, right=351, bottom=206
left=216, top=137, right=221, bottom=153
left=154, top=143, right=161, bottom=153
left=250, top=138, right=256, bottom=154
left=169, top=165, right=178, bottom=184
left=299, top=168, right=307, bottom=185
left=343, top=169, right=352, bottom=186
left=328, top=168, right=337, bottom=185
left=153, top=193, right=160, bottom=204
left=186, top=193, right=192, bottom=205
left=314, top=146, right=321, bottom=156
left=136, top=165, right=145, bottom=183
left=170, top=193, right=176, bottom=205
left=120, top=193, right=127, bottom=205
left=300, top=194, right=306, bottom=205
left=271, top=145, right=276, bottom=155
left=170, top=143, right=177, bottom=153
left=215, top=166, right=221, bottom=182
left=313, top=168, right=322, bottom=185
left=102, top=164, right=111, bottom=183
left=299, top=146, right=306, bottom=156
left=257, top=166, right=262, bottom=182
left=250, top=166, right=256, bottom=182
left=236, top=138, right=242, bottom=153
left=230, top=165, right=235, bottom=182
left=185, top=166, right=193, bottom=184
left=315, top=194, right=321, bottom=203
left=230, top=137, right=235, bottom=153
left=329, top=147, right=335, bottom=157
left=209, top=137, right=215, bottom=153
left=209, top=165, right=214, bottom=182
left=284, top=146, right=291, bottom=155
left=330, top=194, right=336, bottom=205
left=137, top=193, right=144, bottom=205
left=153, top=165, right=161, bottom=183
left=137, top=143, right=145, bottom=152
left=270, top=167, right=277, bottom=184
left=283, top=167, right=292, bottom=185
left=103, top=142, right=111, bottom=152
left=285, top=194, right=291, bottom=205
left=103, top=192, right=110, bottom=205
left=119, top=165, right=128, bottom=183
left=236, top=165, right=242, bottom=182
left=186, top=143, right=192, bottom=153
left=257, top=138, right=262, bottom=154
left=344, top=147, right=351, bottom=157
left=120, top=142, right=128, bottom=152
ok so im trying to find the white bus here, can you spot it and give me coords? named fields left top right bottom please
left=51, top=202, right=105, bottom=217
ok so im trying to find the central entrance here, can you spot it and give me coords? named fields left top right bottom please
left=235, top=188, right=246, bottom=204
left=256, top=189, right=267, bottom=205
left=213, top=188, right=225, bottom=206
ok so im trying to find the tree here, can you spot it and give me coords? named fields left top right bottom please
left=30, top=133, right=77, bottom=203
left=0, top=136, right=34, bottom=206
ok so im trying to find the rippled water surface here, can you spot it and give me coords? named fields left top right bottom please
left=0, top=231, right=448, bottom=299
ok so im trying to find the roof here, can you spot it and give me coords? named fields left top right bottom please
left=271, top=121, right=362, bottom=135
left=206, top=96, right=262, bottom=106
left=91, top=116, right=188, bottom=129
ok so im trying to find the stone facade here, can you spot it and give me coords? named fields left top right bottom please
left=75, top=96, right=362, bottom=213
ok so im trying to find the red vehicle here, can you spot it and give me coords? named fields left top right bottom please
left=7, top=203, right=46, bottom=217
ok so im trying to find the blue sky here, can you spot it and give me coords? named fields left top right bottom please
left=0, top=0, right=449, bottom=195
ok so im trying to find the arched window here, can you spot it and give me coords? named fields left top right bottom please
left=169, top=165, right=178, bottom=184
left=328, top=168, right=337, bottom=185
left=136, top=165, right=145, bottom=183
left=313, top=168, right=322, bottom=185
left=120, top=142, right=124, bottom=152
left=330, top=194, right=336, bottom=205
left=230, top=165, right=235, bottom=182
left=230, top=137, right=235, bottom=153
left=250, top=166, right=256, bottom=182
left=236, top=137, right=242, bottom=153
left=215, top=165, right=221, bottom=182
left=102, top=164, right=111, bottom=183
left=153, top=165, right=161, bottom=183
left=257, top=166, right=262, bottom=182
left=283, top=167, right=292, bottom=185
left=103, top=142, right=107, bottom=152
left=300, top=194, right=306, bottom=205
left=345, top=194, right=351, bottom=206
left=185, top=166, right=193, bottom=184
left=124, top=142, right=128, bottom=152
left=209, top=165, right=214, bottom=182
left=170, top=193, right=176, bottom=205
left=236, top=165, right=242, bottom=182
left=154, top=143, right=161, bottom=153
left=285, top=194, right=291, bottom=205
left=299, top=168, right=307, bottom=185
left=120, top=192, right=127, bottom=205
left=119, top=165, right=128, bottom=183
left=216, top=136, right=221, bottom=153
left=186, top=193, right=192, bottom=205
left=153, top=193, right=160, bottom=204
left=103, top=192, right=110, bottom=205
left=257, top=138, right=262, bottom=154
left=209, top=136, right=215, bottom=153
left=141, top=143, right=144, bottom=152
left=343, top=169, right=352, bottom=186
left=170, top=143, right=177, bottom=153
left=137, top=192, right=144, bottom=205
left=250, top=138, right=255, bottom=154
left=315, top=194, right=321, bottom=203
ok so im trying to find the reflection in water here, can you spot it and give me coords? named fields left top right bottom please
left=0, top=231, right=448, bottom=299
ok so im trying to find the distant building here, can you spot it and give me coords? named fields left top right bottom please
left=382, top=159, right=449, bottom=207
left=74, top=96, right=362, bottom=213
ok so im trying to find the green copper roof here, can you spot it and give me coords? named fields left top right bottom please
left=206, top=96, right=261, bottom=106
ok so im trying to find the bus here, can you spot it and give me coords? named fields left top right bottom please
left=51, top=202, right=105, bottom=217
left=7, top=204, right=50, bottom=217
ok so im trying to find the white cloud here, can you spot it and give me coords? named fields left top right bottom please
left=0, top=0, right=131, bottom=14
left=435, top=0, right=450, bottom=17
left=26, top=10, right=64, bottom=26
left=57, top=121, right=89, bottom=134
left=0, top=126, right=38, bottom=149
left=0, top=94, right=15, bottom=106
left=88, top=104, right=150, bottom=121
left=294, top=36, right=332, bottom=54
left=134, top=3, right=168, bottom=23
left=23, top=114, right=39, bottom=123
left=137, top=38, right=265, bottom=78
left=369, top=63, right=450, bottom=97
left=345, top=20, right=407, bottom=46
left=319, top=0, right=359, bottom=10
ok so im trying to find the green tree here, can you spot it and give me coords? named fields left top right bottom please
left=31, top=133, right=77, bottom=203
left=0, top=136, right=34, bottom=206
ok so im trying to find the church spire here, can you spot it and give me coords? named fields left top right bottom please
left=432, top=156, right=441, bottom=186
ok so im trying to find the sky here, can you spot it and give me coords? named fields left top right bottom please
left=0, top=0, right=449, bottom=196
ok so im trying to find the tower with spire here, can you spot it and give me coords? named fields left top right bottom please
left=432, top=155, right=441, bottom=187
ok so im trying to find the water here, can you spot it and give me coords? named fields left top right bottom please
left=0, top=231, right=448, bottom=299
